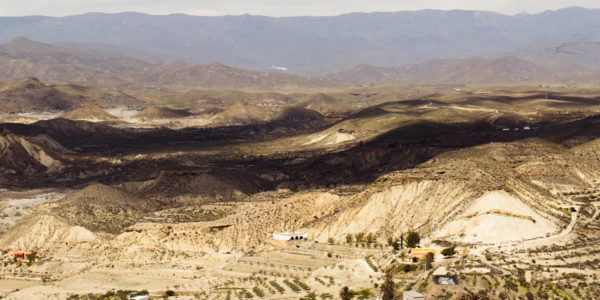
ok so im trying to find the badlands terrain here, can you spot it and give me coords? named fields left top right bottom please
left=1, top=75, right=600, bottom=299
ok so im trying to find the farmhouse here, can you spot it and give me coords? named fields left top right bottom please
left=410, top=248, right=468, bottom=262
left=272, top=232, right=308, bottom=241
left=8, top=250, right=36, bottom=261
left=410, top=248, right=435, bottom=262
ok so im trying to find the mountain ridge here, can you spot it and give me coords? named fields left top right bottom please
left=0, top=38, right=340, bottom=89
left=2, top=7, right=600, bottom=75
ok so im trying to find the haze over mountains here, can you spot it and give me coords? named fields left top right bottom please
left=2, top=36, right=600, bottom=89
left=0, top=38, right=338, bottom=90
left=1, top=6, right=600, bottom=77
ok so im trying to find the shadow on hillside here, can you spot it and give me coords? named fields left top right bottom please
left=4, top=104, right=600, bottom=194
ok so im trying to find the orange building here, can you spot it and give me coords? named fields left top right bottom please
left=8, top=250, right=36, bottom=261
left=410, top=248, right=468, bottom=262
left=410, top=248, right=435, bottom=262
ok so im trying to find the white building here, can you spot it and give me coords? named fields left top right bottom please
left=272, top=232, right=308, bottom=241
left=403, top=291, right=425, bottom=300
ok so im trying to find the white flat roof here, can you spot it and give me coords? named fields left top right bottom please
left=273, top=232, right=307, bottom=236
left=404, top=291, right=424, bottom=296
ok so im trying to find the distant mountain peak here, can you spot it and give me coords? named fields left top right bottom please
left=14, top=77, right=46, bottom=89
left=207, top=62, right=230, bottom=69
left=5, top=36, right=44, bottom=46
left=1, top=36, right=57, bottom=53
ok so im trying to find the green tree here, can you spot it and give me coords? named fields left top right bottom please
left=399, top=251, right=407, bottom=261
left=400, top=233, right=404, bottom=249
left=340, top=286, right=354, bottom=300
left=366, top=233, right=375, bottom=245
left=328, top=237, right=335, bottom=244
left=441, top=246, right=456, bottom=257
left=346, top=233, right=354, bottom=244
left=391, top=240, right=400, bottom=250
left=355, top=232, right=365, bottom=243
left=525, top=292, right=534, bottom=300
left=405, top=232, right=420, bottom=248
left=356, top=289, right=373, bottom=300
left=381, top=269, right=395, bottom=300
left=424, top=252, right=434, bottom=270
left=301, top=292, right=317, bottom=300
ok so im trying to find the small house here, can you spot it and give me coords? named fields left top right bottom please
left=410, top=248, right=435, bottom=262
left=8, top=250, right=36, bottom=261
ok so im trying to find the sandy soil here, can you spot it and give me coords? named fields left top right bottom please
left=434, top=190, right=559, bottom=243
left=0, top=189, right=72, bottom=231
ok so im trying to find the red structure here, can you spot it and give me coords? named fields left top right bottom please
left=8, top=250, right=36, bottom=261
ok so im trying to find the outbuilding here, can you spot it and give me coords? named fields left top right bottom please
left=403, top=290, right=425, bottom=300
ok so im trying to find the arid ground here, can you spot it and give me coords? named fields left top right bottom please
left=2, top=79, right=600, bottom=299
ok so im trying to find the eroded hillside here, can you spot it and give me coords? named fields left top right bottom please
left=3, top=86, right=600, bottom=299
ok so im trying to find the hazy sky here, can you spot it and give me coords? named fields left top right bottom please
left=1, top=0, right=599, bottom=17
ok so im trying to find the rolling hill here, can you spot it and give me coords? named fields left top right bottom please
left=509, top=40, right=600, bottom=73
left=0, top=77, right=80, bottom=113
left=60, top=105, right=118, bottom=121
left=0, top=77, right=145, bottom=113
left=331, top=56, right=551, bottom=85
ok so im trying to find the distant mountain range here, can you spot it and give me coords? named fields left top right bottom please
left=0, top=38, right=339, bottom=89
left=1, top=7, right=600, bottom=76
left=2, top=37, right=600, bottom=89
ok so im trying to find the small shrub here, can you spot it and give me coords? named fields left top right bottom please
left=252, top=286, right=265, bottom=298
left=269, top=280, right=285, bottom=293
left=283, top=279, right=301, bottom=292
left=293, top=278, right=311, bottom=291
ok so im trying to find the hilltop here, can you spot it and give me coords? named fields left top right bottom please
left=0, top=77, right=144, bottom=113
left=0, top=77, right=79, bottom=113
left=60, top=105, right=117, bottom=121
left=301, top=93, right=353, bottom=117
left=45, top=183, right=164, bottom=233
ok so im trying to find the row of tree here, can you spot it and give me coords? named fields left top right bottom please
left=343, top=231, right=422, bottom=249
